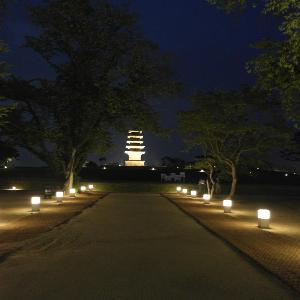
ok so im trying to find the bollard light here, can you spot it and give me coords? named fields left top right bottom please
left=203, top=194, right=211, bottom=203
left=69, top=188, right=76, bottom=197
left=182, top=188, right=188, bottom=195
left=80, top=186, right=87, bottom=192
left=56, top=191, right=64, bottom=203
left=223, top=199, right=232, bottom=213
left=88, top=184, right=94, bottom=190
left=176, top=186, right=182, bottom=193
left=257, top=209, right=270, bottom=228
left=31, top=196, right=41, bottom=212
left=191, top=190, right=197, bottom=197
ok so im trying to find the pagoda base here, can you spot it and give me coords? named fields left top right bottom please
left=125, top=160, right=145, bottom=167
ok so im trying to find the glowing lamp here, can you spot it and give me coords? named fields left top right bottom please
left=88, top=184, right=94, bottom=190
left=182, top=188, right=188, bottom=195
left=176, top=186, right=182, bottom=192
left=12, top=186, right=16, bottom=190
left=203, top=194, right=211, bottom=203
left=190, top=190, right=197, bottom=197
left=80, top=186, right=87, bottom=192
left=69, top=188, right=76, bottom=197
left=257, top=209, right=271, bottom=228
left=223, top=199, right=232, bottom=213
left=56, top=191, right=64, bottom=203
left=31, top=196, right=41, bottom=212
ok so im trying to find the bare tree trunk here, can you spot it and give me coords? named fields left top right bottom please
left=63, top=149, right=76, bottom=194
left=209, top=168, right=215, bottom=198
left=206, top=179, right=211, bottom=195
left=228, top=164, right=237, bottom=199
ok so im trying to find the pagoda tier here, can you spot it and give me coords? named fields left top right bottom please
left=125, top=130, right=145, bottom=167
left=127, top=135, right=143, bottom=139
left=127, top=140, right=143, bottom=144
left=126, top=145, right=145, bottom=150
left=129, top=130, right=142, bottom=134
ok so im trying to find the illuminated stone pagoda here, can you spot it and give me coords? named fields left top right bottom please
left=125, top=130, right=145, bottom=166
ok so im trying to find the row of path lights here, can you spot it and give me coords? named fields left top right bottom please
left=176, top=186, right=270, bottom=229
left=30, top=183, right=95, bottom=213
left=70, top=188, right=76, bottom=197
left=56, top=191, right=64, bottom=203
left=80, top=185, right=94, bottom=192
left=5, top=186, right=22, bottom=191
left=31, top=196, right=41, bottom=212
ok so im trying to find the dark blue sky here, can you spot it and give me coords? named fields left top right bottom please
left=1, top=0, right=278, bottom=166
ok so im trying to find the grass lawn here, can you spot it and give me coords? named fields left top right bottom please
left=2, top=176, right=300, bottom=196
left=79, top=181, right=193, bottom=193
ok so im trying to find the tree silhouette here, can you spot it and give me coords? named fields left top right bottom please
left=0, top=0, right=178, bottom=191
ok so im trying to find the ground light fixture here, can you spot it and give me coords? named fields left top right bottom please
left=56, top=191, right=64, bottom=203
left=44, top=188, right=52, bottom=198
left=69, top=188, right=76, bottom=197
left=190, top=190, right=197, bottom=198
left=88, top=184, right=94, bottom=190
left=182, top=188, right=188, bottom=195
left=31, top=196, right=41, bottom=212
left=176, top=186, right=182, bottom=193
left=223, top=199, right=232, bottom=213
left=257, top=209, right=271, bottom=229
left=203, top=194, right=211, bottom=204
left=80, top=186, right=87, bottom=192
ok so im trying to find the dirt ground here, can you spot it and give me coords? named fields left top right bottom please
left=163, top=192, right=300, bottom=294
left=0, top=193, right=297, bottom=299
left=0, top=190, right=106, bottom=260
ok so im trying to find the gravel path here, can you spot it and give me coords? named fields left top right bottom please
left=0, top=193, right=296, bottom=299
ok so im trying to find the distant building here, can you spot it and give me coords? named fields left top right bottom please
left=124, top=130, right=145, bottom=166
left=161, top=172, right=185, bottom=182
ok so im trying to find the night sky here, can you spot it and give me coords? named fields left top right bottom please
left=1, top=0, right=279, bottom=166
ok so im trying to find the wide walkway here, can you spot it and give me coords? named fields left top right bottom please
left=0, top=193, right=297, bottom=299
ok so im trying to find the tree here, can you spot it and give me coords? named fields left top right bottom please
left=207, top=0, right=257, bottom=12
left=0, top=0, right=11, bottom=126
left=207, top=0, right=300, bottom=127
left=194, top=155, right=218, bottom=197
left=281, top=131, right=300, bottom=161
left=0, top=140, right=18, bottom=167
left=0, top=0, right=10, bottom=79
left=161, top=156, right=186, bottom=168
left=0, top=0, right=178, bottom=191
left=178, top=88, right=289, bottom=198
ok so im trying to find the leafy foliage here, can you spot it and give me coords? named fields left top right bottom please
left=0, top=140, right=18, bottom=167
left=0, top=0, right=178, bottom=189
left=178, top=87, right=289, bottom=197
left=161, top=156, right=186, bottom=168
left=207, top=0, right=300, bottom=126
left=207, top=0, right=258, bottom=12
left=0, top=1, right=11, bottom=126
